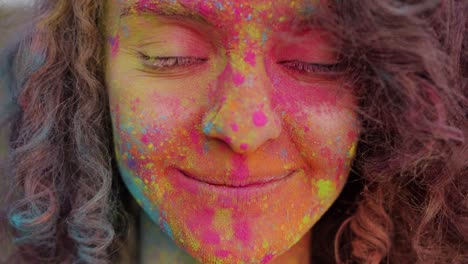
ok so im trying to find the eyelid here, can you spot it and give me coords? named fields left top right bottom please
left=121, top=16, right=221, bottom=55
left=279, top=60, right=344, bottom=74
left=137, top=51, right=209, bottom=71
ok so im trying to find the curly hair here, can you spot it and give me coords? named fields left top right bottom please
left=0, top=0, right=467, bottom=263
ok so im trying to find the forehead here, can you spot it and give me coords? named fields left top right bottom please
left=110, top=0, right=320, bottom=29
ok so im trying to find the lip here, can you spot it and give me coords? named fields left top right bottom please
left=169, top=167, right=302, bottom=200
left=179, top=169, right=296, bottom=188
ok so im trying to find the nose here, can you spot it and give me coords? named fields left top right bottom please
left=202, top=63, right=282, bottom=154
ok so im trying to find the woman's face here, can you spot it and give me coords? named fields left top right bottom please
left=105, top=0, right=360, bottom=262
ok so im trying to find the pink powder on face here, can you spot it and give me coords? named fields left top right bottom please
left=230, top=154, right=249, bottom=181
left=240, top=143, right=249, bottom=150
left=197, top=207, right=220, bottom=244
left=141, top=134, right=150, bottom=144
left=109, top=34, right=120, bottom=57
left=253, top=110, right=268, bottom=127
left=335, top=157, right=345, bottom=181
left=190, top=129, right=200, bottom=144
left=261, top=253, right=275, bottom=264
left=231, top=122, right=239, bottom=131
left=244, top=51, right=256, bottom=66
left=189, top=129, right=204, bottom=155
left=320, top=147, right=333, bottom=164
left=215, top=250, right=231, bottom=258
left=233, top=220, right=251, bottom=245
left=201, top=229, right=221, bottom=245
left=233, top=72, right=245, bottom=85
left=347, top=130, right=358, bottom=141
left=137, top=0, right=152, bottom=6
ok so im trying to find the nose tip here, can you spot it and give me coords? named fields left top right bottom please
left=202, top=101, right=282, bottom=154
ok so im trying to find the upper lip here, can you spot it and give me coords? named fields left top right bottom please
left=179, top=169, right=296, bottom=187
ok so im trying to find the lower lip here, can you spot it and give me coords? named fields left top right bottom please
left=170, top=168, right=299, bottom=198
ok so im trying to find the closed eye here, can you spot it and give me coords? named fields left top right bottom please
left=279, top=60, right=343, bottom=74
left=138, top=52, right=208, bottom=71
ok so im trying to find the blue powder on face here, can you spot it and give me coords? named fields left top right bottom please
left=122, top=25, right=130, bottom=38
left=119, top=165, right=161, bottom=222
left=159, top=210, right=174, bottom=240
left=280, top=148, right=288, bottom=158
left=127, top=159, right=137, bottom=169
left=163, top=220, right=174, bottom=239
left=215, top=2, right=225, bottom=10
left=203, top=121, right=214, bottom=134
left=261, top=31, right=269, bottom=46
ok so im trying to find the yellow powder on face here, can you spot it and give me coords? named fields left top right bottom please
left=245, top=23, right=262, bottom=41
left=185, top=234, right=201, bottom=251
left=213, top=209, right=234, bottom=240
left=159, top=177, right=174, bottom=192
left=347, top=142, right=357, bottom=158
left=146, top=177, right=173, bottom=206
left=148, top=181, right=163, bottom=202
left=229, top=51, right=249, bottom=75
left=302, top=215, right=311, bottom=225
left=316, top=179, right=336, bottom=201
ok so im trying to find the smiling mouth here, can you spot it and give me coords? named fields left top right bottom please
left=179, top=169, right=297, bottom=188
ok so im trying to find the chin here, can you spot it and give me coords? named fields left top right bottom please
left=175, top=228, right=308, bottom=264
left=153, top=170, right=325, bottom=264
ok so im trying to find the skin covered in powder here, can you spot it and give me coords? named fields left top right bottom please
left=105, top=0, right=360, bottom=263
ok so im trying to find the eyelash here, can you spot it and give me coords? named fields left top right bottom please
left=279, top=60, right=342, bottom=74
left=138, top=52, right=341, bottom=74
left=138, top=52, right=208, bottom=70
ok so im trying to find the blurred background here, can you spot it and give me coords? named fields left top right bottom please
left=0, top=0, right=33, bottom=49
left=1, top=0, right=34, bottom=260
left=0, top=0, right=33, bottom=151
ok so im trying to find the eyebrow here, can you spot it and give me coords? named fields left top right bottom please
left=120, top=1, right=213, bottom=26
left=120, top=1, right=322, bottom=34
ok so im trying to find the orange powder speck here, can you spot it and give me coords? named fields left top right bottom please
left=159, top=177, right=174, bottom=193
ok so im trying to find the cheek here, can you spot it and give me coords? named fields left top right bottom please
left=287, top=109, right=358, bottom=202
left=108, top=75, right=215, bottom=181
left=265, top=57, right=360, bottom=197
left=112, top=94, right=191, bottom=154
